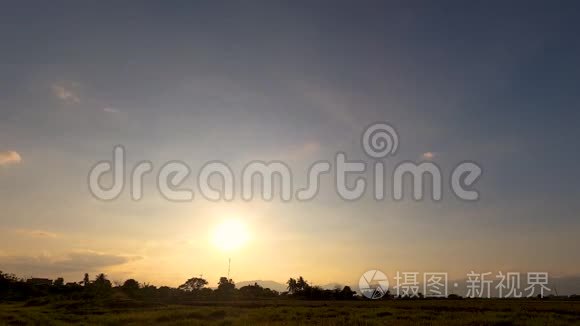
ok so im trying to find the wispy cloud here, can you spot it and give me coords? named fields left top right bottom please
left=102, top=107, right=121, bottom=114
left=0, top=251, right=142, bottom=275
left=266, top=141, right=321, bottom=161
left=51, top=82, right=81, bottom=104
left=286, top=141, right=320, bottom=160
left=422, top=151, right=436, bottom=159
left=15, top=229, right=59, bottom=239
left=0, top=151, right=22, bottom=166
left=60, top=251, right=141, bottom=271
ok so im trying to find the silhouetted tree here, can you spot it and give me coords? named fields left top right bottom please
left=217, top=277, right=235, bottom=290
left=53, top=278, right=64, bottom=287
left=94, top=273, right=112, bottom=288
left=239, top=282, right=279, bottom=298
left=216, top=277, right=235, bottom=297
left=122, top=279, right=139, bottom=290
left=82, top=273, right=90, bottom=287
left=88, top=273, right=112, bottom=298
left=286, top=276, right=314, bottom=297
left=297, top=276, right=309, bottom=292
left=121, top=279, right=140, bottom=297
left=286, top=278, right=298, bottom=294
left=0, top=271, right=20, bottom=299
left=178, top=277, right=208, bottom=292
left=140, top=283, right=157, bottom=298
left=339, top=286, right=356, bottom=300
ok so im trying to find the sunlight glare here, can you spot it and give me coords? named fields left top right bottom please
left=212, top=219, right=250, bottom=252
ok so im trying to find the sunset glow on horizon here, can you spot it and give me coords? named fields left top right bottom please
left=0, top=1, right=579, bottom=298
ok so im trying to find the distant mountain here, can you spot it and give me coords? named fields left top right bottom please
left=235, top=280, right=287, bottom=292
left=319, top=283, right=347, bottom=290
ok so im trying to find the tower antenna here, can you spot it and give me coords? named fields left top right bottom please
left=227, top=258, right=231, bottom=279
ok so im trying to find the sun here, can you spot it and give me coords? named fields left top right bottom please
left=212, top=219, right=250, bottom=252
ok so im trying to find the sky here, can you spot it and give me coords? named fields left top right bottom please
left=1, top=1, right=579, bottom=291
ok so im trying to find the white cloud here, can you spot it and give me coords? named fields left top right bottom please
left=0, top=151, right=22, bottom=166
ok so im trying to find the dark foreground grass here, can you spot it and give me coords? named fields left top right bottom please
left=1, top=299, right=580, bottom=325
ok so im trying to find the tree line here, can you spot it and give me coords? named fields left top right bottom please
left=0, top=270, right=356, bottom=302
left=4, top=271, right=575, bottom=302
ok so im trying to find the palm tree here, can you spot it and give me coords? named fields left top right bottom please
left=82, top=273, right=90, bottom=286
left=297, top=276, right=308, bottom=292
left=286, top=278, right=298, bottom=294
left=94, top=273, right=112, bottom=288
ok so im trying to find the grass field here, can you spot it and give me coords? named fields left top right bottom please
left=1, top=299, right=580, bottom=325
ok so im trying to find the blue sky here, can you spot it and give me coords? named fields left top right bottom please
left=0, top=1, right=579, bottom=289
